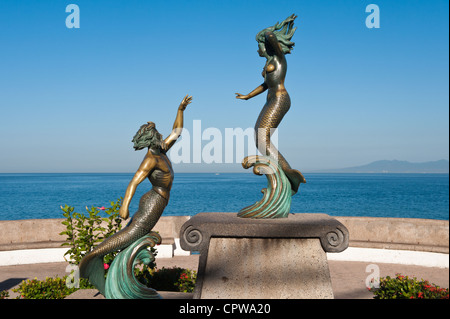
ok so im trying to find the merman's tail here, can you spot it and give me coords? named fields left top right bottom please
left=79, top=189, right=168, bottom=295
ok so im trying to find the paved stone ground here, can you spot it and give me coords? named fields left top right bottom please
left=1, top=255, right=448, bottom=299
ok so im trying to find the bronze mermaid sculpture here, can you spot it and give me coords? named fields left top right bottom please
left=79, top=95, right=192, bottom=295
left=236, top=14, right=305, bottom=195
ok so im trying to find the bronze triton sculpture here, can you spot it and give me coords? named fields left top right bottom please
left=235, top=14, right=305, bottom=218
left=79, top=95, right=193, bottom=298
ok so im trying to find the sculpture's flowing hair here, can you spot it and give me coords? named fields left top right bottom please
left=132, top=122, right=164, bottom=151
left=255, top=14, right=297, bottom=54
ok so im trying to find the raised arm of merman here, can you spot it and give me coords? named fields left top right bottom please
left=163, top=95, right=193, bottom=151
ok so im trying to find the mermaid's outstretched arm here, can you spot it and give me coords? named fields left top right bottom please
left=235, top=83, right=268, bottom=100
left=163, top=95, right=192, bottom=150
left=119, top=157, right=156, bottom=219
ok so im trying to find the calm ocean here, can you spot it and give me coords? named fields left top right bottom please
left=0, top=173, right=448, bottom=221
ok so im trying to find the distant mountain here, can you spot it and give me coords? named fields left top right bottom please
left=316, top=160, right=449, bottom=173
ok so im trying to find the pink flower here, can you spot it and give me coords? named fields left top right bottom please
left=104, top=263, right=110, bottom=270
left=97, top=206, right=106, bottom=210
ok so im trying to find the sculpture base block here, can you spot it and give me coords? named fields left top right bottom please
left=203, top=237, right=333, bottom=299
left=179, top=213, right=349, bottom=299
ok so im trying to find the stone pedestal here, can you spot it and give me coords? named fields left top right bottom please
left=179, top=213, right=349, bottom=299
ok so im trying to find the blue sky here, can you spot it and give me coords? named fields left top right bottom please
left=0, top=0, right=448, bottom=173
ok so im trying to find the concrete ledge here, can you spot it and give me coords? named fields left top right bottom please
left=0, top=219, right=65, bottom=251
left=335, top=216, right=449, bottom=254
left=0, top=216, right=192, bottom=260
left=347, top=241, right=448, bottom=253
left=0, top=215, right=448, bottom=266
left=0, top=216, right=193, bottom=266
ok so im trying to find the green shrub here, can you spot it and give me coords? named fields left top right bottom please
left=0, top=290, right=9, bottom=299
left=8, top=266, right=196, bottom=299
left=59, top=198, right=124, bottom=265
left=60, top=197, right=158, bottom=274
left=13, top=277, right=76, bottom=299
left=369, top=273, right=449, bottom=299
left=12, top=276, right=94, bottom=299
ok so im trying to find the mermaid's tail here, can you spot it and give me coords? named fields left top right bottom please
left=285, top=168, right=306, bottom=195
left=79, top=189, right=168, bottom=295
left=255, top=93, right=306, bottom=194
left=255, top=128, right=305, bottom=194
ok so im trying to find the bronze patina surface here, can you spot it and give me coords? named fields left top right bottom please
left=235, top=14, right=305, bottom=195
left=79, top=95, right=192, bottom=297
left=236, top=15, right=305, bottom=218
